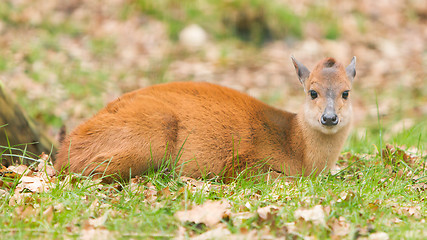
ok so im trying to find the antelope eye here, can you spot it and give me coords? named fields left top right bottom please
left=309, top=90, right=318, bottom=99
left=342, top=90, right=349, bottom=99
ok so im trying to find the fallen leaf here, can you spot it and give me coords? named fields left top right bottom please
left=330, top=165, right=342, bottom=175
left=89, top=199, right=100, bottom=213
left=54, top=203, right=66, bottom=212
left=15, top=204, right=38, bottom=220
left=330, top=216, right=350, bottom=237
left=129, top=176, right=144, bottom=193
left=87, top=211, right=109, bottom=228
left=36, top=152, right=47, bottom=160
left=175, top=226, right=187, bottom=240
left=191, top=224, right=231, bottom=240
left=159, top=186, right=171, bottom=198
left=390, top=217, right=403, bottom=224
left=17, top=175, right=50, bottom=193
left=1, top=164, right=18, bottom=182
left=80, top=228, right=113, bottom=240
left=323, top=205, right=331, bottom=216
left=392, top=205, right=421, bottom=219
left=9, top=191, right=32, bottom=206
left=0, top=188, right=9, bottom=197
left=8, top=165, right=31, bottom=175
left=405, top=206, right=422, bottom=219
left=256, top=205, right=280, bottom=220
left=143, top=182, right=158, bottom=202
left=43, top=205, right=54, bottom=223
left=283, top=222, right=298, bottom=234
left=381, top=144, right=416, bottom=167
left=230, top=211, right=255, bottom=226
left=368, top=200, right=381, bottom=211
left=411, top=182, right=427, bottom=193
left=180, top=176, right=211, bottom=194
left=294, top=205, right=326, bottom=227
left=368, top=232, right=389, bottom=240
left=337, top=190, right=356, bottom=203
left=339, top=152, right=361, bottom=162
left=174, top=200, right=231, bottom=227
left=36, top=160, right=56, bottom=177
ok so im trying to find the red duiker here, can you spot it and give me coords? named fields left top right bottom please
left=55, top=56, right=356, bottom=182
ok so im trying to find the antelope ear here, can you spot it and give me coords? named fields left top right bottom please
left=291, top=56, right=311, bottom=86
left=346, top=56, right=356, bottom=82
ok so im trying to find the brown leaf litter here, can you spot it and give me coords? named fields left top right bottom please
left=174, top=200, right=231, bottom=227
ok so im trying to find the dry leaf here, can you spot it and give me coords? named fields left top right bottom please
left=143, top=182, right=158, bottom=202
left=174, top=200, right=231, bottom=227
left=191, top=225, right=231, bottom=240
left=159, top=186, right=171, bottom=198
left=0, top=178, right=15, bottom=190
left=382, top=144, right=416, bottom=167
left=9, top=189, right=33, bottom=206
left=180, top=176, right=211, bottom=194
left=129, top=176, right=144, bottom=193
left=87, top=211, right=109, bottom=228
left=54, top=203, right=66, bottom=212
left=323, top=205, right=331, bottom=216
left=15, top=204, right=38, bottom=220
left=89, top=199, right=100, bottom=213
left=392, top=205, right=421, bottom=219
left=330, top=165, right=342, bottom=175
left=43, top=205, right=54, bottom=223
left=175, top=226, right=187, bottom=240
left=283, top=222, right=298, bottom=234
left=390, top=217, right=403, bottom=224
left=256, top=205, right=280, bottom=220
left=8, top=165, right=31, bottom=175
left=411, top=182, right=427, bottom=193
left=17, top=175, right=50, bottom=193
left=0, top=188, right=9, bottom=197
left=368, top=232, right=389, bottom=240
left=337, top=190, right=356, bottom=203
left=231, top=212, right=255, bottom=226
left=339, top=152, right=361, bottom=162
left=294, top=205, right=326, bottom=227
left=36, top=161, right=56, bottom=177
left=80, top=228, right=113, bottom=240
left=368, top=200, right=381, bottom=211
left=330, top=216, right=350, bottom=237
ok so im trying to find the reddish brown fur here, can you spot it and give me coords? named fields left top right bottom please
left=55, top=57, right=356, bottom=182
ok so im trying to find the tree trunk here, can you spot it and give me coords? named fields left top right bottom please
left=0, top=82, right=57, bottom=166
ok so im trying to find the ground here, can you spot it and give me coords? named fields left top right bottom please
left=0, top=0, right=426, bottom=239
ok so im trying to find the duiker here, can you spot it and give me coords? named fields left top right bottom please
left=55, top=57, right=356, bottom=182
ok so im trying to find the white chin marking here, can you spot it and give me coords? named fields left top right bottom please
left=318, top=125, right=340, bottom=134
left=303, top=106, right=348, bottom=135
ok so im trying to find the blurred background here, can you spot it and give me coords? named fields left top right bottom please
left=0, top=0, right=426, bottom=155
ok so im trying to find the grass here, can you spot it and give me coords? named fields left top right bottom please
left=0, top=0, right=426, bottom=238
left=0, top=123, right=426, bottom=239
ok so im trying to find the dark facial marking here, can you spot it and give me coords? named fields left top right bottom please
left=321, top=88, right=338, bottom=126
left=323, top=58, right=336, bottom=68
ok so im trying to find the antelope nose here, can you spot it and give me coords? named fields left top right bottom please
left=321, top=113, right=339, bottom=126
